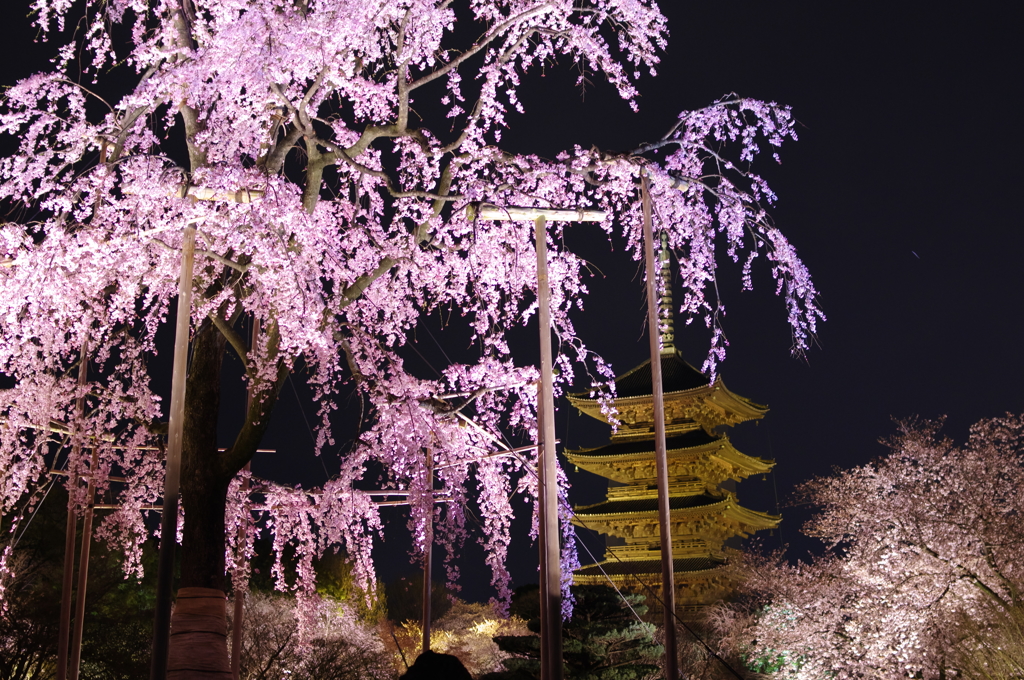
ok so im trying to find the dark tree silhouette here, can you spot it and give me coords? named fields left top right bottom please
left=484, top=585, right=662, bottom=680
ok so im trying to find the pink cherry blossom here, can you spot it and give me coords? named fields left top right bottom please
left=0, top=0, right=820, bottom=643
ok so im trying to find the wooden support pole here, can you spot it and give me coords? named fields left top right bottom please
left=56, top=492, right=77, bottom=680
left=68, top=449, right=98, bottom=680
left=642, top=175, right=679, bottom=680
left=230, top=319, right=259, bottom=680
left=56, top=342, right=88, bottom=680
left=421, top=449, right=434, bottom=655
left=150, top=224, right=196, bottom=680
left=535, top=216, right=563, bottom=680
left=536, top=382, right=549, bottom=680
left=468, top=204, right=602, bottom=680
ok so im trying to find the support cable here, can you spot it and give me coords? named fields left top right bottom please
left=326, top=247, right=746, bottom=678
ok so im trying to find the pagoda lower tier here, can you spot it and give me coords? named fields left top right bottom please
left=570, top=482, right=779, bottom=609
left=573, top=556, right=734, bottom=614
left=567, top=349, right=780, bottom=612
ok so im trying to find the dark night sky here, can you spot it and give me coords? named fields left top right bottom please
left=2, top=0, right=1023, bottom=603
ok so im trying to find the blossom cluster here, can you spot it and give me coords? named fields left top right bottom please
left=716, top=415, right=1024, bottom=678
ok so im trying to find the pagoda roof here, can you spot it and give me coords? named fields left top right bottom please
left=575, top=556, right=726, bottom=578
left=565, top=431, right=773, bottom=484
left=613, top=351, right=709, bottom=397
left=568, top=429, right=719, bottom=459
left=572, top=492, right=781, bottom=535
left=574, top=493, right=721, bottom=517
left=568, top=350, right=707, bottom=403
left=566, top=351, right=767, bottom=430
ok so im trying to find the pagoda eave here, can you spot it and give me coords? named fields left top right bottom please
left=570, top=508, right=778, bottom=529
left=571, top=496, right=780, bottom=542
left=566, top=436, right=774, bottom=484
left=567, top=377, right=767, bottom=432
left=574, top=556, right=728, bottom=580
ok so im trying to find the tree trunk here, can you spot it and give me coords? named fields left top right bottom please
left=168, top=323, right=231, bottom=680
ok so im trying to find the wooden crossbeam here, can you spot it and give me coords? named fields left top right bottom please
left=468, top=203, right=606, bottom=222
left=122, top=184, right=264, bottom=204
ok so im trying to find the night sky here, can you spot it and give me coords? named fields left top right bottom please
left=2, top=0, right=1022, bottom=604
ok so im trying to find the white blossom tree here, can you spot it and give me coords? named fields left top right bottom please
left=0, top=0, right=822, bottom=673
left=230, top=591, right=392, bottom=680
left=713, top=415, right=1024, bottom=679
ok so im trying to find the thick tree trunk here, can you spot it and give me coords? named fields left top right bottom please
left=168, top=588, right=230, bottom=680
left=168, top=323, right=231, bottom=680
left=162, top=313, right=287, bottom=679
left=180, top=324, right=230, bottom=589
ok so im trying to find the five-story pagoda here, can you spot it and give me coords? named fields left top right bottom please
left=567, top=264, right=779, bottom=613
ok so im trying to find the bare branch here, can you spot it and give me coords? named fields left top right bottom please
left=314, top=136, right=463, bottom=202
left=218, top=323, right=290, bottom=477
left=195, top=248, right=249, bottom=273
left=209, top=314, right=253, bottom=378
left=263, top=125, right=304, bottom=176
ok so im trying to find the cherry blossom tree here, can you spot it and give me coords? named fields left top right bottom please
left=713, top=415, right=1024, bottom=679
left=0, top=0, right=822, bottom=672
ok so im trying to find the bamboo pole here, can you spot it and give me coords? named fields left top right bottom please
left=150, top=224, right=196, bottom=680
left=642, top=175, right=679, bottom=679
left=68, top=448, right=98, bottom=680
left=535, top=216, right=563, bottom=680
left=56, top=342, right=88, bottom=680
left=433, top=443, right=537, bottom=468
left=122, top=184, right=264, bottom=204
left=373, top=498, right=450, bottom=508
left=421, top=449, right=434, bottom=654
left=92, top=504, right=162, bottom=511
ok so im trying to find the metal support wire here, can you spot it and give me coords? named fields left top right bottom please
left=571, top=528, right=646, bottom=625
left=12, top=458, right=62, bottom=549
left=356, top=239, right=743, bottom=677
left=567, top=512, right=746, bottom=680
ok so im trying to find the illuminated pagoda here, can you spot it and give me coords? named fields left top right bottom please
left=567, top=252, right=779, bottom=613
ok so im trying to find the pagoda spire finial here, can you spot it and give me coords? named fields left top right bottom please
left=659, top=231, right=675, bottom=355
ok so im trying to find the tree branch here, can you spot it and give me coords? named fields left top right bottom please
left=406, top=3, right=554, bottom=93
left=209, top=314, right=253, bottom=379
left=263, top=124, right=304, bottom=176
left=919, top=543, right=1011, bottom=610
left=396, top=9, right=412, bottom=130
left=336, top=162, right=454, bottom=308
left=313, top=136, right=463, bottom=202
left=195, top=248, right=248, bottom=273
left=218, top=321, right=290, bottom=477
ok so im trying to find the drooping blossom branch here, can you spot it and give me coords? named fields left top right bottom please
left=0, top=0, right=820, bottom=628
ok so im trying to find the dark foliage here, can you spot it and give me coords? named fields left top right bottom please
left=385, top=572, right=454, bottom=623
left=399, top=650, right=474, bottom=680
left=482, top=585, right=662, bottom=680
left=0, top=486, right=156, bottom=680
